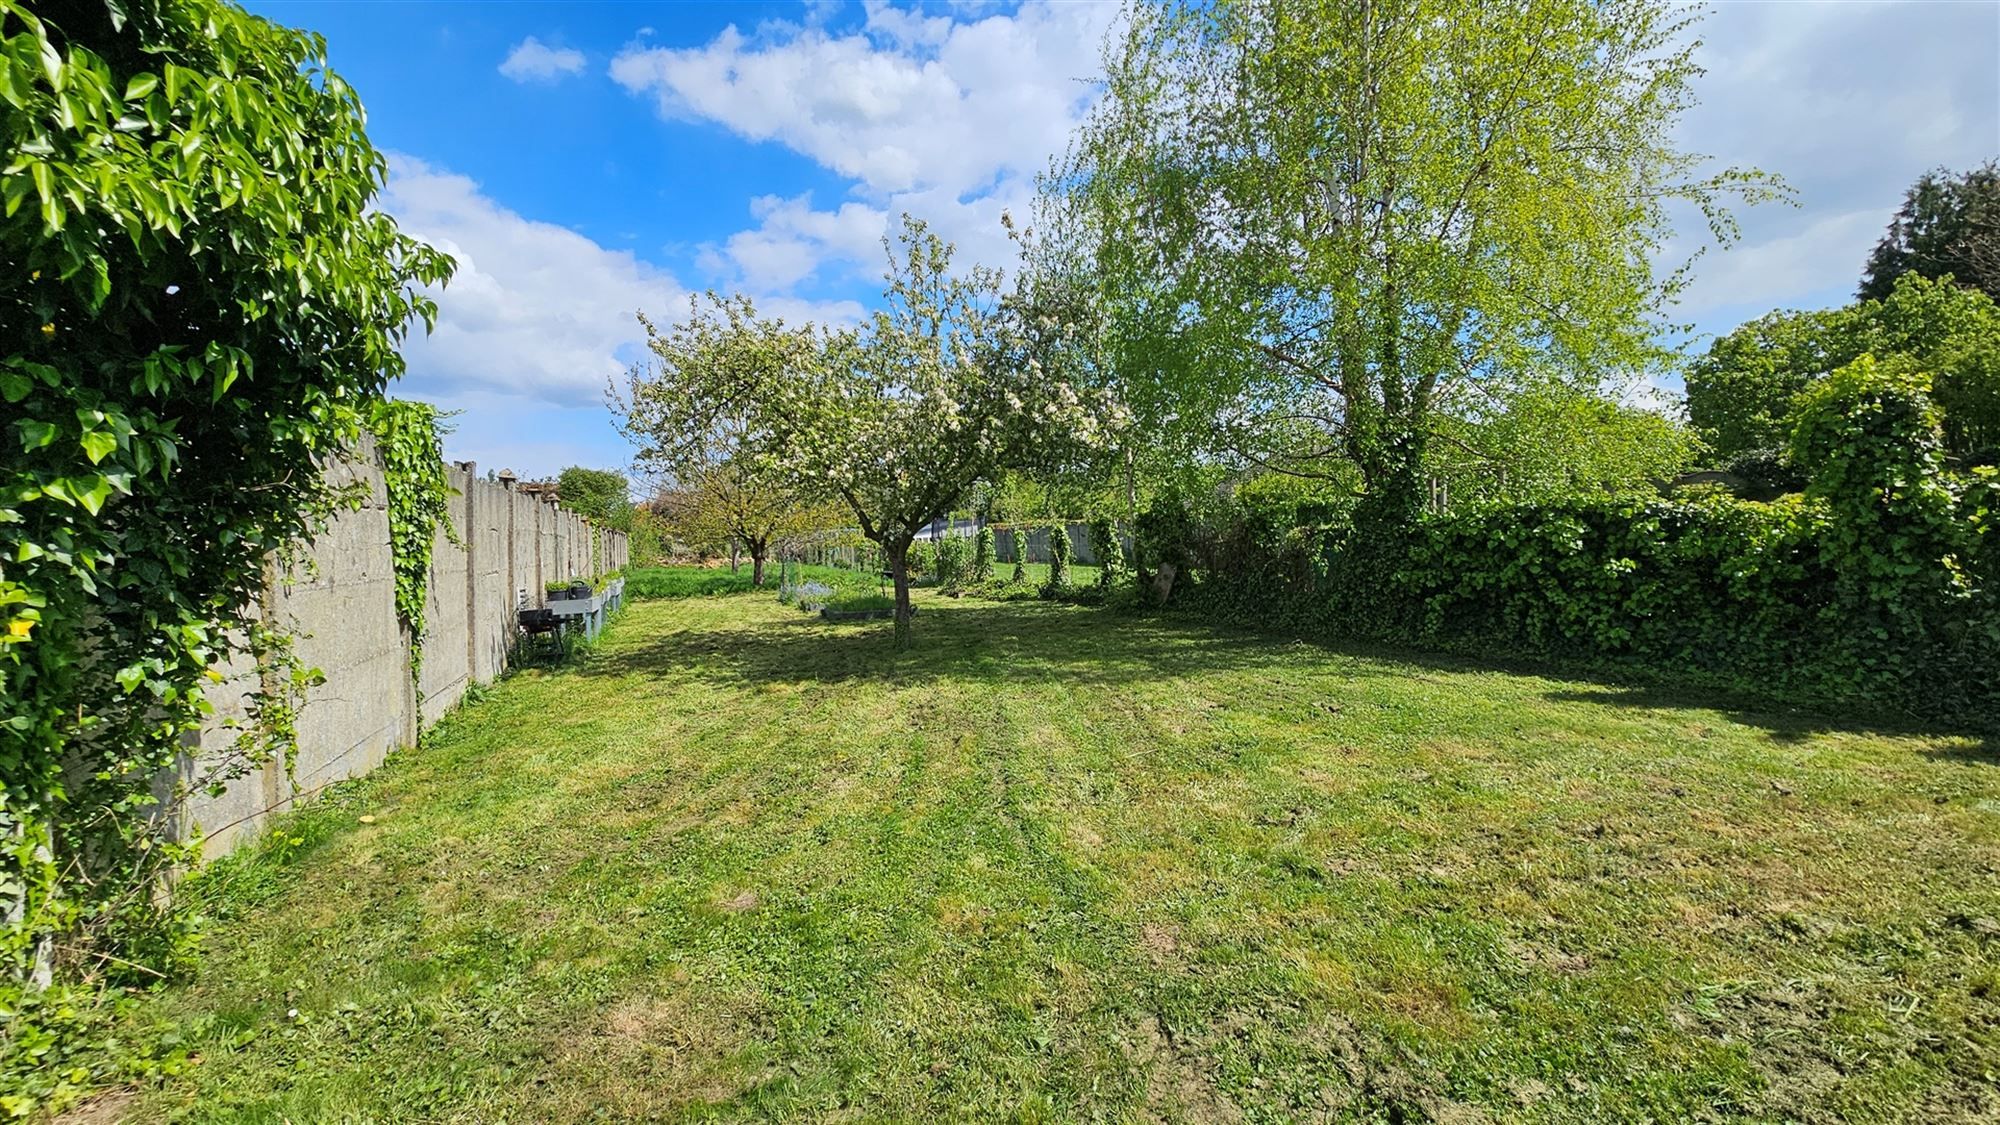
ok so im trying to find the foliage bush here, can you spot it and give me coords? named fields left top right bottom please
left=973, top=526, right=996, bottom=583
left=1133, top=485, right=1207, bottom=602
left=823, top=592, right=898, bottom=614
left=1041, top=523, right=1073, bottom=596
left=0, top=0, right=451, bottom=1039
left=1151, top=366, right=1998, bottom=724
left=1085, top=515, right=1125, bottom=588
left=934, top=535, right=970, bottom=590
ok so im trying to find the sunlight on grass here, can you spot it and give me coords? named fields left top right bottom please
left=131, top=594, right=1999, bottom=1122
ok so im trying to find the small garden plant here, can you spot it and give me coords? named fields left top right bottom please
left=778, top=581, right=835, bottom=612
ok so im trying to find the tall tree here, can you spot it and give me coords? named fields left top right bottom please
left=1683, top=307, right=1853, bottom=460
left=653, top=458, right=838, bottom=587
left=1043, top=0, right=1780, bottom=529
left=1687, top=273, right=2000, bottom=467
left=619, top=217, right=1122, bottom=644
left=1860, top=161, right=2000, bottom=304
left=554, top=465, right=634, bottom=532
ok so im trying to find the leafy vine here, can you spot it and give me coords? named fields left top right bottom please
left=0, top=1, right=453, bottom=1108
left=368, top=400, right=460, bottom=684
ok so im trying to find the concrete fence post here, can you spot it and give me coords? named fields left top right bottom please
left=461, top=461, right=478, bottom=687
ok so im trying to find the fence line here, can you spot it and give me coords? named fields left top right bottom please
left=181, top=440, right=627, bottom=857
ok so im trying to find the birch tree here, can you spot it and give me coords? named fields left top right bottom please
left=1044, top=0, right=1783, bottom=529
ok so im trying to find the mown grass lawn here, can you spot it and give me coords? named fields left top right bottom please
left=621, top=563, right=874, bottom=601
left=123, top=592, right=1998, bottom=1122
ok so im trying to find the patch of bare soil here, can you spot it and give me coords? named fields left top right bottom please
left=1132, top=1014, right=1243, bottom=1124
left=1140, top=922, right=1180, bottom=962
left=53, top=1089, right=136, bottom=1125
left=529, top=986, right=767, bottom=1120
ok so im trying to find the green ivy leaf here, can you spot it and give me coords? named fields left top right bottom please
left=17, top=419, right=57, bottom=450
left=80, top=430, right=118, bottom=464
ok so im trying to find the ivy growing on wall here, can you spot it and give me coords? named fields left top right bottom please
left=0, top=0, right=451, bottom=1068
left=368, top=401, right=459, bottom=684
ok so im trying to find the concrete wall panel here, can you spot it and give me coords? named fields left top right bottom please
left=184, top=447, right=627, bottom=859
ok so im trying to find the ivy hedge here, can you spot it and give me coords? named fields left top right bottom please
left=1, top=1, right=450, bottom=1099
left=1146, top=359, right=2000, bottom=725
left=368, top=400, right=459, bottom=685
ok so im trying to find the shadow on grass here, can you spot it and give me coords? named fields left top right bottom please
left=1540, top=683, right=1993, bottom=759
left=589, top=595, right=1995, bottom=756
left=589, top=599, right=1353, bottom=690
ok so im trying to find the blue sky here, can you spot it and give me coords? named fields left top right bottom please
left=245, top=0, right=1999, bottom=484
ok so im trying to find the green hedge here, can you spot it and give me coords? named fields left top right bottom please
left=1154, top=359, right=1999, bottom=725
left=1169, top=490, right=1995, bottom=722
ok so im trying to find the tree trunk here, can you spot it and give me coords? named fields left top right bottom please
left=750, top=539, right=768, bottom=587
left=886, top=536, right=914, bottom=648
left=1125, top=445, right=1138, bottom=523
left=730, top=541, right=740, bottom=573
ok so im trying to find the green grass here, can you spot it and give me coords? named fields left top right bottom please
left=118, top=593, right=1998, bottom=1121
left=946, top=560, right=1107, bottom=600
left=993, top=560, right=1103, bottom=588
left=624, top=563, right=871, bottom=601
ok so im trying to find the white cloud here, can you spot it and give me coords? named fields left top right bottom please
left=499, top=36, right=587, bottom=83
left=378, top=157, right=867, bottom=420
left=1675, top=208, right=1885, bottom=319
left=609, top=2, right=1114, bottom=197
left=861, top=0, right=952, bottom=49
left=611, top=2, right=1116, bottom=290
left=1673, top=1, right=1999, bottom=320
left=702, top=192, right=890, bottom=289
left=380, top=156, right=687, bottom=408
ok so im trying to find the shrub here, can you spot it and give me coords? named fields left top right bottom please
left=935, top=535, right=970, bottom=589
left=1134, top=487, right=1204, bottom=603
left=1086, top=515, right=1125, bottom=587
left=1042, top=523, right=1073, bottom=596
left=973, top=526, right=996, bottom=582
left=1166, top=466, right=1996, bottom=724
left=824, top=592, right=897, bottom=614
